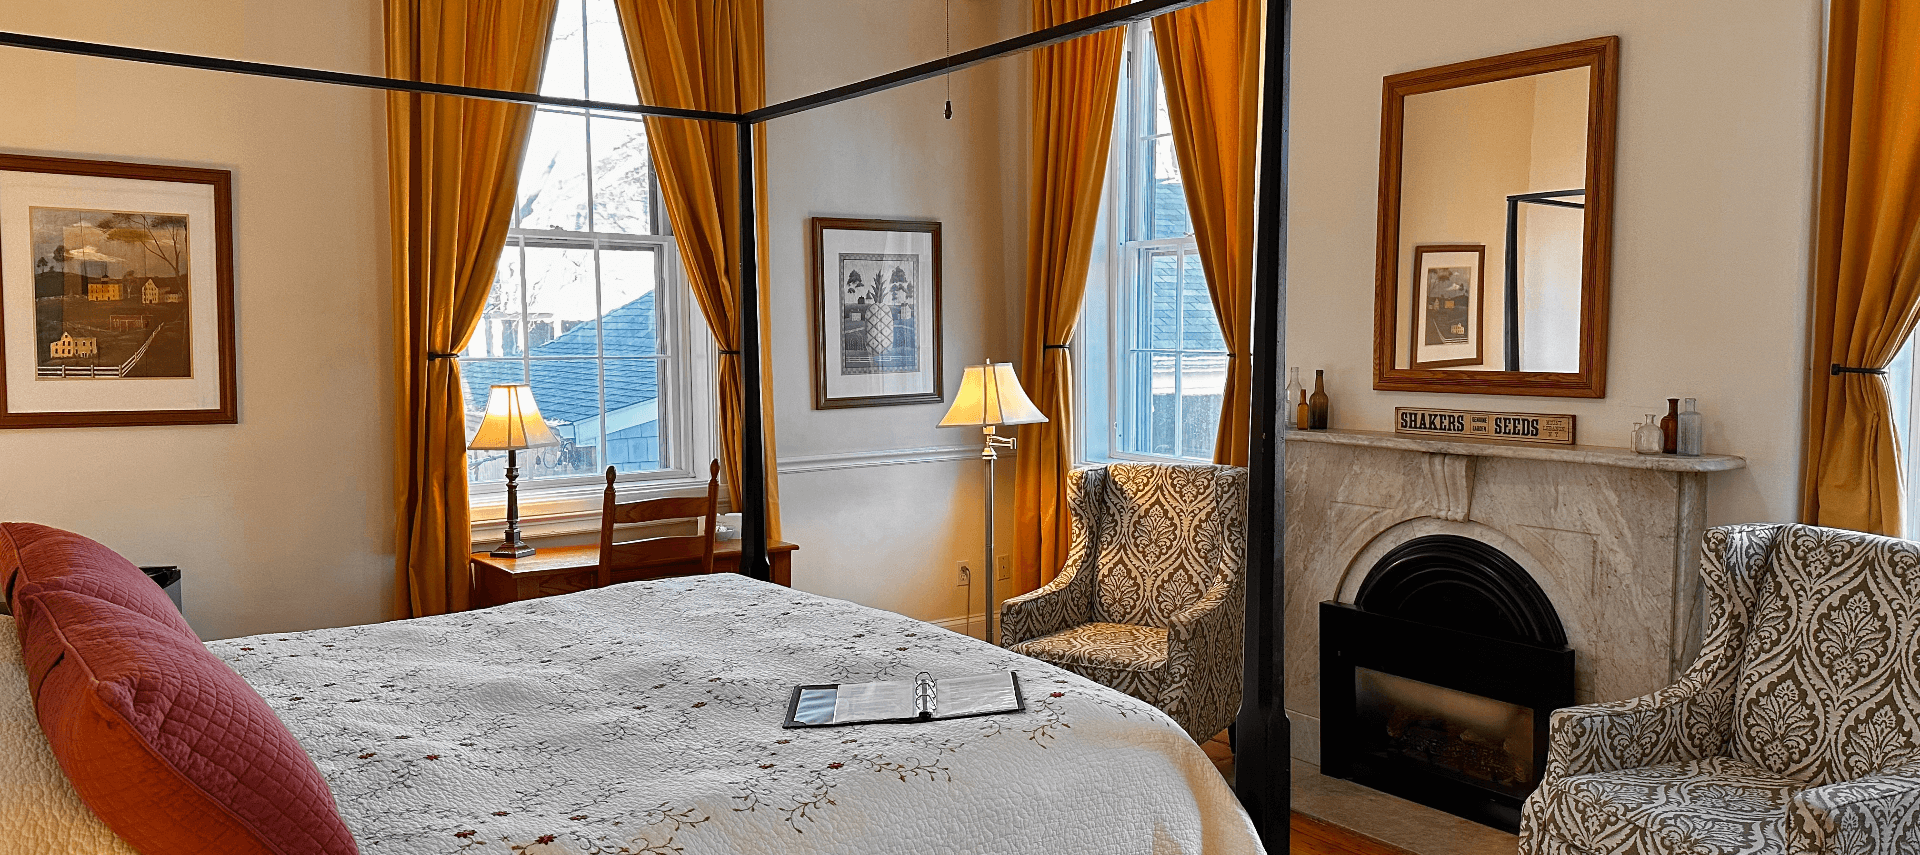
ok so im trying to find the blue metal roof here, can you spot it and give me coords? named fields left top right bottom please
left=462, top=291, right=657, bottom=426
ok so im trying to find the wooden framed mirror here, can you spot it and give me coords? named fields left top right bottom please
left=1373, top=37, right=1619, bottom=397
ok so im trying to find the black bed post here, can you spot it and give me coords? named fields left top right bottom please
left=1237, top=0, right=1291, bottom=848
left=736, top=119, right=771, bottom=582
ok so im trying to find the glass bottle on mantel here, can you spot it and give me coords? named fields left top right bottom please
left=1308, top=370, right=1330, bottom=430
left=1296, top=387, right=1311, bottom=432
left=1633, top=415, right=1664, bottom=454
left=1285, top=368, right=1304, bottom=429
left=1660, top=398, right=1681, bottom=454
left=1677, top=398, right=1704, bottom=457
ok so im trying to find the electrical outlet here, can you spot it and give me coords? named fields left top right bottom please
left=996, top=554, right=1012, bottom=581
left=957, top=560, right=974, bottom=587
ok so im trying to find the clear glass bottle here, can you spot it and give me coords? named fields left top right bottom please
left=1677, top=398, right=1703, bottom=457
left=1285, top=368, right=1304, bottom=429
left=1632, top=415, right=1663, bottom=454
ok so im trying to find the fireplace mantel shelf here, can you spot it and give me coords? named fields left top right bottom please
left=1285, top=428, right=1746, bottom=473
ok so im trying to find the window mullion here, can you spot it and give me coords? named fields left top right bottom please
left=1172, top=248, right=1185, bottom=456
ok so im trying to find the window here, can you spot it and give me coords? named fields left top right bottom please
left=1889, top=334, right=1918, bottom=540
left=1079, top=25, right=1229, bottom=463
left=462, top=0, right=714, bottom=509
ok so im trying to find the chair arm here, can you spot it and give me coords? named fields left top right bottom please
left=1159, top=579, right=1244, bottom=740
left=1000, top=466, right=1104, bottom=647
left=1000, top=565, right=1091, bottom=647
left=1786, top=763, right=1920, bottom=855
left=1542, top=668, right=1735, bottom=781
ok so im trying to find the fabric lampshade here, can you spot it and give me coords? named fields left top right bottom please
left=939, top=362, right=1049, bottom=428
left=468, top=384, right=561, bottom=451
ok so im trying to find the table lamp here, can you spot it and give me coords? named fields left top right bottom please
left=938, top=361, right=1048, bottom=645
left=469, top=383, right=560, bottom=558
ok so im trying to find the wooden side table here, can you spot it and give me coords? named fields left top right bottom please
left=471, top=539, right=796, bottom=609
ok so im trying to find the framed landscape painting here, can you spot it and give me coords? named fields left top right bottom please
left=0, top=154, right=235, bottom=428
left=808, top=217, right=942, bottom=409
left=1409, top=243, right=1486, bottom=370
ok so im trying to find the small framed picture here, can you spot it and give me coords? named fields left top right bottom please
left=1409, top=243, right=1486, bottom=370
left=808, top=217, right=942, bottom=409
left=0, top=154, right=236, bottom=428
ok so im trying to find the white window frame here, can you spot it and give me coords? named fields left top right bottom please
left=1076, top=23, right=1225, bottom=466
left=1889, top=333, right=1918, bottom=541
left=467, top=5, right=720, bottom=542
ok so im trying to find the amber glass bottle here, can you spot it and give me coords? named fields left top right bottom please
left=1309, top=370, right=1330, bottom=430
left=1295, top=388, right=1310, bottom=431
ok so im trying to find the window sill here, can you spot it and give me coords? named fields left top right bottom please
left=1082, top=451, right=1216, bottom=467
left=468, top=475, right=730, bottom=546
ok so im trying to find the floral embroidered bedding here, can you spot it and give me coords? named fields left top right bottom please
left=3, top=571, right=1261, bottom=855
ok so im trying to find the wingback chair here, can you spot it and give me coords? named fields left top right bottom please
left=1521, top=523, right=1920, bottom=855
left=999, top=462, right=1246, bottom=742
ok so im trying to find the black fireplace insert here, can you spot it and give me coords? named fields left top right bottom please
left=1320, top=535, right=1576, bottom=832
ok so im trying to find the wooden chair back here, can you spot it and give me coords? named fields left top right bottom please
left=595, top=460, right=721, bottom=589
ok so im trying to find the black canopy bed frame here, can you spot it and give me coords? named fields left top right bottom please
left=0, top=0, right=1293, bottom=846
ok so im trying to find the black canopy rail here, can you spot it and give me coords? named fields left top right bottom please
left=0, top=4, right=1290, bottom=846
left=745, top=0, right=1208, bottom=123
left=1502, top=189, right=1586, bottom=370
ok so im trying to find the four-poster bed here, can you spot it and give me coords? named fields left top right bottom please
left=0, top=0, right=1291, bottom=848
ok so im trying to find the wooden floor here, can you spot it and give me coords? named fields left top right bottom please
left=1202, top=732, right=1430, bottom=855
left=1291, top=812, right=1420, bottom=855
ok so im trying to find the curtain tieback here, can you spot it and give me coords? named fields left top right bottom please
left=1044, top=343, right=1070, bottom=351
left=718, top=349, right=741, bottom=356
left=1831, top=364, right=1887, bottom=376
left=427, top=352, right=459, bottom=360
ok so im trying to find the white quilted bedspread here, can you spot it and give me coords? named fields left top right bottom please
left=210, top=575, right=1263, bottom=855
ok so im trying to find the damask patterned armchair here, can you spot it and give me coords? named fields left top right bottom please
left=1521, top=523, right=1920, bottom=855
left=999, top=462, right=1246, bottom=742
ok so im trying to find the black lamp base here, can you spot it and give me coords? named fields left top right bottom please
left=488, top=536, right=535, bottom=559
left=490, top=449, right=536, bottom=558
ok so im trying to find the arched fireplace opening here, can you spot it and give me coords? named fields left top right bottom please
left=1356, top=535, right=1567, bottom=646
left=1322, top=535, right=1576, bottom=832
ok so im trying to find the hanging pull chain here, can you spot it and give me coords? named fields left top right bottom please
left=940, top=0, right=948, bottom=120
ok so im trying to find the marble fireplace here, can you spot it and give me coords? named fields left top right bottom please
left=1283, top=429, right=1747, bottom=771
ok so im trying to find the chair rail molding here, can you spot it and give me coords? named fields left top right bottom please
left=776, top=445, right=1015, bottom=475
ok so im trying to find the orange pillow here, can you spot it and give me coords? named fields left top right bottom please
left=17, top=587, right=358, bottom=855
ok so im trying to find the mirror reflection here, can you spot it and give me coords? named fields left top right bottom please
left=1395, top=67, right=1589, bottom=373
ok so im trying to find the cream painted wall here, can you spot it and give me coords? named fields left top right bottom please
left=0, top=0, right=1029, bottom=640
left=1291, top=0, right=1823, bottom=527
left=0, top=0, right=393, bottom=639
left=764, top=0, right=1030, bottom=630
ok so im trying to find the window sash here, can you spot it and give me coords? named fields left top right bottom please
left=1092, top=23, right=1223, bottom=464
left=468, top=230, right=707, bottom=494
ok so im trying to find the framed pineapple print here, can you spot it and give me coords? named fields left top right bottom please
left=808, top=217, right=942, bottom=409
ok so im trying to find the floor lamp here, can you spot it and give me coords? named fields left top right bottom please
left=938, top=361, right=1048, bottom=645
left=469, top=384, right=560, bottom=558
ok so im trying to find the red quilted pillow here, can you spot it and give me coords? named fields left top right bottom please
left=0, top=523, right=196, bottom=641
left=17, top=588, right=358, bottom=855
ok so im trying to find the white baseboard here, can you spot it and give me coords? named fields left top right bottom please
left=928, top=612, right=988, bottom=641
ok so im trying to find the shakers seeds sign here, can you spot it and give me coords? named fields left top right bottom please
left=1394, top=407, right=1576, bottom=445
